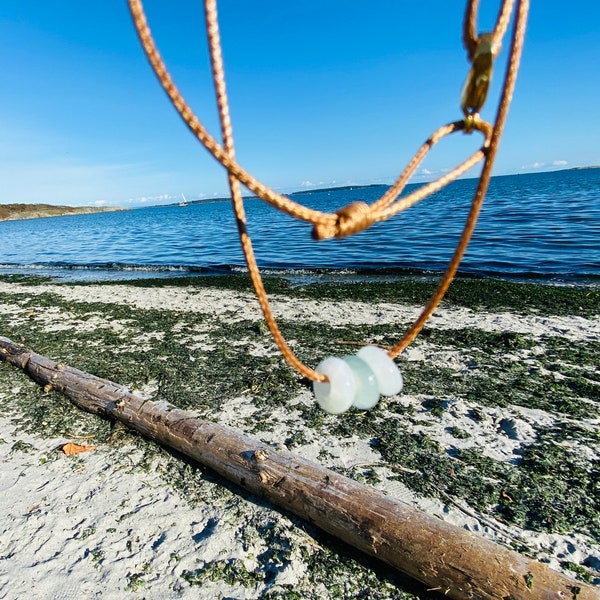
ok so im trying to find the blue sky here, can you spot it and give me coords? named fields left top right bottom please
left=1, top=1, right=598, bottom=207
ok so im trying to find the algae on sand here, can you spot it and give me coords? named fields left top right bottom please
left=0, top=274, right=598, bottom=595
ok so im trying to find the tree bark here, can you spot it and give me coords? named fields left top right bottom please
left=1, top=336, right=596, bottom=600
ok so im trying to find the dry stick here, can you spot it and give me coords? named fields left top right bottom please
left=1, top=337, right=596, bottom=600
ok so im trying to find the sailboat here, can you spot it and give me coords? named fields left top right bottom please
left=178, top=193, right=189, bottom=207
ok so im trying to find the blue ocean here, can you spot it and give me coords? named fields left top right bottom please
left=1, top=169, right=598, bottom=285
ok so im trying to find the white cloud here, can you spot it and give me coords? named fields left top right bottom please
left=520, top=160, right=568, bottom=172
left=0, top=159, right=143, bottom=206
left=0, top=119, right=222, bottom=208
left=521, top=161, right=545, bottom=170
left=300, top=180, right=314, bottom=188
left=421, top=168, right=433, bottom=175
left=0, top=122, right=179, bottom=207
left=128, top=194, right=175, bottom=205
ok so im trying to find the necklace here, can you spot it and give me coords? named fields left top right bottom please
left=128, top=0, right=528, bottom=413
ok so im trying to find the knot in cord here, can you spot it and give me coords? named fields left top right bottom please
left=312, top=201, right=372, bottom=240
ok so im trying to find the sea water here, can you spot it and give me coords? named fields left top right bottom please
left=0, top=169, right=598, bottom=284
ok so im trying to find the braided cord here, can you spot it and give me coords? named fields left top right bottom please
left=203, top=0, right=326, bottom=381
left=389, top=0, right=529, bottom=357
left=127, top=0, right=528, bottom=379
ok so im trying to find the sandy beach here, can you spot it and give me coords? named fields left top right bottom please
left=0, top=276, right=598, bottom=598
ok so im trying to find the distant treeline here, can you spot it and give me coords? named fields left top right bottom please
left=0, top=204, right=126, bottom=222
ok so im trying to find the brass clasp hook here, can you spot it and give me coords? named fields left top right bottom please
left=461, top=33, right=499, bottom=121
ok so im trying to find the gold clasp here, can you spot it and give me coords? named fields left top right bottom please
left=461, top=33, right=499, bottom=121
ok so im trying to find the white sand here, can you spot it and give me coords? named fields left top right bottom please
left=1, top=282, right=598, bottom=341
left=0, top=281, right=598, bottom=598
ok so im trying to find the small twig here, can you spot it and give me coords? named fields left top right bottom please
left=333, top=340, right=388, bottom=350
left=61, top=432, right=96, bottom=440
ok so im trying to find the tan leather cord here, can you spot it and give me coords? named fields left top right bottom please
left=128, top=0, right=528, bottom=381
left=202, top=0, right=321, bottom=381
left=464, top=0, right=514, bottom=61
left=389, top=0, right=529, bottom=358
left=126, top=0, right=513, bottom=234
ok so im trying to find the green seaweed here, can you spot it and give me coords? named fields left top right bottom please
left=1, top=276, right=599, bottom=597
left=182, top=559, right=263, bottom=588
left=31, top=273, right=600, bottom=317
left=292, top=277, right=600, bottom=317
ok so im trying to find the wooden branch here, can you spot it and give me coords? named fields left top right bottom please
left=1, top=336, right=596, bottom=600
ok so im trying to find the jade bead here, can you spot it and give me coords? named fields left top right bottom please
left=313, top=357, right=355, bottom=414
left=357, top=345, right=403, bottom=396
left=342, top=355, right=380, bottom=410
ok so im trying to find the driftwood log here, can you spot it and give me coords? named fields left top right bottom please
left=0, top=336, right=597, bottom=600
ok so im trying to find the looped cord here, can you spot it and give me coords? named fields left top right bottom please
left=128, top=0, right=528, bottom=381
left=389, top=0, right=529, bottom=358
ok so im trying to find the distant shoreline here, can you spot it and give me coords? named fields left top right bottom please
left=2, top=167, right=597, bottom=217
left=0, top=204, right=127, bottom=223
left=165, top=165, right=600, bottom=207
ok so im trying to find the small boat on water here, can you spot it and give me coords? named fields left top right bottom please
left=178, top=193, right=189, bottom=207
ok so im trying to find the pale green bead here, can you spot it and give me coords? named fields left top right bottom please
left=313, top=357, right=355, bottom=414
left=357, top=345, right=403, bottom=396
left=342, top=355, right=380, bottom=410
